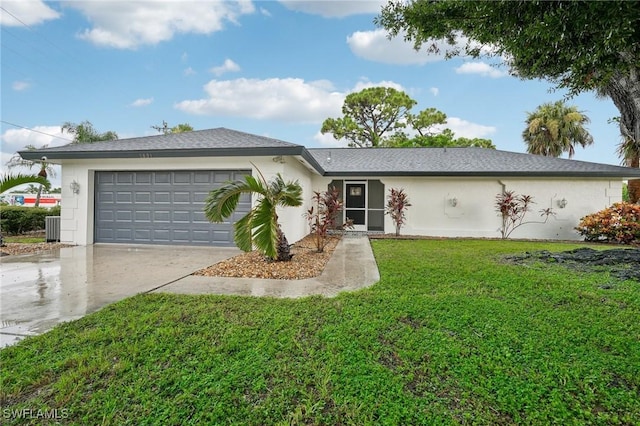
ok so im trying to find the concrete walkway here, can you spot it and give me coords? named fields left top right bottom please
left=153, top=235, right=380, bottom=298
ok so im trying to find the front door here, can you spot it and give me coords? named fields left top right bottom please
left=345, top=182, right=366, bottom=231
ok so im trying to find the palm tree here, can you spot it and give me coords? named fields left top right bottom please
left=1, top=173, right=51, bottom=247
left=1, top=173, right=50, bottom=194
left=5, top=145, right=57, bottom=207
left=204, top=168, right=303, bottom=261
left=523, top=101, right=594, bottom=158
left=61, top=120, right=118, bottom=144
left=617, top=136, right=640, bottom=203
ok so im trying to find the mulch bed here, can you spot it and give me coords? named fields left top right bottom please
left=193, top=234, right=340, bottom=280
left=504, top=247, right=640, bottom=282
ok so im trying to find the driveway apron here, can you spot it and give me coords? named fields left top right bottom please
left=0, top=244, right=239, bottom=347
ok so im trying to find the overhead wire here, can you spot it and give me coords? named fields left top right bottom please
left=0, top=120, right=75, bottom=143
left=0, top=4, right=127, bottom=140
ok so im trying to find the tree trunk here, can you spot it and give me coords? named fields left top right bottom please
left=628, top=154, right=640, bottom=204
left=604, top=66, right=640, bottom=203
left=276, top=226, right=293, bottom=261
left=35, top=184, right=43, bottom=207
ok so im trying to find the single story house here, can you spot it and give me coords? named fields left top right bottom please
left=20, top=128, right=640, bottom=247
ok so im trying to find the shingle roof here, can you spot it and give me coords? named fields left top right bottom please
left=307, top=147, right=640, bottom=178
left=20, top=127, right=305, bottom=157
left=19, top=128, right=640, bottom=178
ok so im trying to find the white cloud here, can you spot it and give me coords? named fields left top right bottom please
left=351, top=79, right=405, bottom=93
left=279, top=0, right=385, bottom=18
left=1, top=125, right=70, bottom=186
left=313, top=131, right=349, bottom=148
left=130, top=97, right=154, bottom=107
left=347, top=29, right=452, bottom=65
left=429, top=87, right=439, bottom=97
left=1, top=126, right=71, bottom=154
left=438, top=117, right=497, bottom=139
left=12, top=81, right=31, bottom=91
left=210, top=59, right=241, bottom=76
left=70, top=1, right=255, bottom=49
left=0, top=0, right=60, bottom=27
left=348, top=29, right=503, bottom=67
left=455, top=62, right=508, bottom=78
left=176, top=77, right=345, bottom=123
left=175, top=77, right=408, bottom=124
left=184, top=67, right=196, bottom=76
left=259, top=7, right=272, bottom=17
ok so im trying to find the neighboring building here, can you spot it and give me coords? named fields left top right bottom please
left=19, top=128, right=640, bottom=247
left=0, top=193, right=61, bottom=208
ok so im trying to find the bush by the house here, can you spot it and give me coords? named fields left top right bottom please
left=622, top=183, right=630, bottom=202
left=576, top=202, right=640, bottom=245
left=0, top=205, right=60, bottom=235
left=495, top=191, right=554, bottom=239
left=385, top=188, right=411, bottom=236
left=305, top=186, right=347, bottom=252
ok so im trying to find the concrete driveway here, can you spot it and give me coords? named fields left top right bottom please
left=0, top=244, right=240, bottom=348
left=1, top=236, right=380, bottom=348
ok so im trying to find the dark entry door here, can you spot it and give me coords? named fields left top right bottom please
left=345, top=182, right=366, bottom=230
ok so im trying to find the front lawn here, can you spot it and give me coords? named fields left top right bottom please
left=1, top=240, right=638, bottom=424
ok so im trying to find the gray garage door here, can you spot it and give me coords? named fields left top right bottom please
left=95, top=170, right=250, bottom=246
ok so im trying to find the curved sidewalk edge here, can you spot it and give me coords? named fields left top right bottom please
left=152, top=236, right=380, bottom=298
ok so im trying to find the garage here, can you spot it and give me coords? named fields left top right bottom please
left=95, top=170, right=250, bottom=246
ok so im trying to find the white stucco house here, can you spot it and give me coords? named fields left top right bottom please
left=20, top=128, right=640, bottom=247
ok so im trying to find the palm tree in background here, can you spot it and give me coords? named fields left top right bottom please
left=523, top=101, right=594, bottom=158
left=204, top=167, right=303, bottom=261
left=5, top=145, right=57, bottom=207
left=617, top=136, right=640, bottom=203
left=61, top=120, right=118, bottom=144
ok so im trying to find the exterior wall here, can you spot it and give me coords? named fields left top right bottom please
left=281, top=158, right=316, bottom=242
left=311, top=176, right=624, bottom=240
left=58, top=156, right=311, bottom=246
left=497, top=178, right=622, bottom=240
left=60, top=154, right=625, bottom=246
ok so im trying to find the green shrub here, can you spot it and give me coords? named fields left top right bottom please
left=576, top=202, right=640, bottom=244
left=623, top=183, right=630, bottom=202
left=0, top=206, right=59, bottom=235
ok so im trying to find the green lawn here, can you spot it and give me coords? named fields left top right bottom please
left=1, top=240, right=638, bottom=425
left=1, top=235, right=45, bottom=243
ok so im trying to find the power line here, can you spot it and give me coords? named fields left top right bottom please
left=0, top=6, right=34, bottom=29
left=1, top=6, right=82, bottom=64
left=0, top=120, right=74, bottom=142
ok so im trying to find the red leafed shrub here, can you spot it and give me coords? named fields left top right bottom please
left=386, top=188, right=411, bottom=236
left=495, top=191, right=554, bottom=239
left=305, top=186, right=352, bottom=252
left=575, top=202, right=640, bottom=245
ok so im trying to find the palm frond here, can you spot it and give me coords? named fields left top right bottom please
left=1, top=173, right=50, bottom=194
left=203, top=166, right=303, bottom=260
left=204, top=177, right=263, bottom=222
left=251, top=198, right=279, bottom=260
left=233, top=213, right=255, bottom=253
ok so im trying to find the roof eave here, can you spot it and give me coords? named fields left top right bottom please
left=19, top=146, right=308, bottom=161
left=321, top=170, right=640, bottom=178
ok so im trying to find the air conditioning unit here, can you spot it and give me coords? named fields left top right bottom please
left=45, top=216, right=60, bottom=243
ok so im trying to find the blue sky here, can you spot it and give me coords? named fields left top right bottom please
left=1, top=0, right=625, bottom=188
